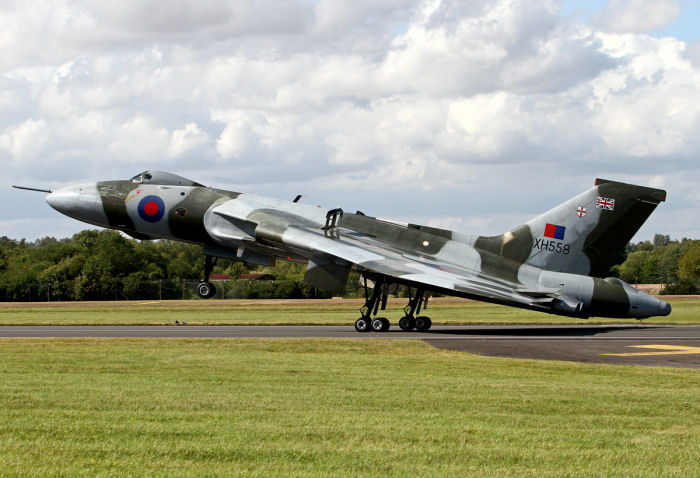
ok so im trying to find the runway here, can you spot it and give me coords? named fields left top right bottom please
left=1, top=324, right=699, bottom=368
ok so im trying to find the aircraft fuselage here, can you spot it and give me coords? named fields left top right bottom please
left=44, top=173, right=671, bottom=321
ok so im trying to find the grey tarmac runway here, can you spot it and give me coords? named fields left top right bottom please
left=1, top=324, right=699, bottom=368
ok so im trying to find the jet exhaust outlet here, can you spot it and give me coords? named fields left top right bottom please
left=552, top=297, right=587, bottom=318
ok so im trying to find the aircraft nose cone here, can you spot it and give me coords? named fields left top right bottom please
left=46, top=188, right=78, bottom=214
left=658, top=299, right=672, bottom=316
left=46, top=183, right=109, bottom=226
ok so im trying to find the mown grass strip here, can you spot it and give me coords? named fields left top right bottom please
left=0, top=297, right=697, bottom=325
left=0, top=339, right=698, bottom=476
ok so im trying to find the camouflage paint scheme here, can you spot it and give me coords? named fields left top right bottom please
left=45, top=171, right=671, bottom=320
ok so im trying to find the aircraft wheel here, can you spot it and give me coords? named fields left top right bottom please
left=355, top=317, right=372, bottom=333
left=371, top=317, right=390, bottom=332
left=197, top=281, right=216, bottom=299
left=415, top=316, right=432, bottom=331
left=399, top=315, right=415, bottom=331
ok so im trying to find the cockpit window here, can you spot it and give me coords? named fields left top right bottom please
left=130, top=172, right=153, bottom=184
left=129, top=170, right=204, bottom=187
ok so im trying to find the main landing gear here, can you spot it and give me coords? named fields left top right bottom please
left=399, top=287, right=432, bottom=332
left=196, top=255, right=217, bottom=299
left=355, top=276, right=390, bottom=332
left=354, top=277, right=432, bottom=333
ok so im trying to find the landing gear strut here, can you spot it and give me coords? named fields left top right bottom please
left=196, top=255, right=217, bottom=299
left=355, top=276, right=390, bottom=332
left=354, top=279, right=432, bottom=332
left=400, top=288, right=432, bottom=331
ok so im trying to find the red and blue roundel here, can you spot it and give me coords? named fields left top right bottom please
left=137, top=195, right=165, bottom=223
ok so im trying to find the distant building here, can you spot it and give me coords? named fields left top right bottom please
left=209, top=273, right=231, bottom=281
left=633, top=284, right=664, bottom=294
left=238, top=273, right=275, bottom=281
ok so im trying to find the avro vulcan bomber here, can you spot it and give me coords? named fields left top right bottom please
left=15, top=171, right=671, bottom=331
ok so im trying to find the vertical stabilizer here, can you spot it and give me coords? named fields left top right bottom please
left=475, top=179, right=667, bottom=278
left=524, top=179, right=666, bottom=276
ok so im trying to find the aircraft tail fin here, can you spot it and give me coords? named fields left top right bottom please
left=475, top=179, right=667, bottom=277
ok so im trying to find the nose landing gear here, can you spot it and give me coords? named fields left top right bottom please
left=196, top=255, right=217, bottom=299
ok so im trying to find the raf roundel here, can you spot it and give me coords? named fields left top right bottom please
left=137, top=195, right=165, bottom=223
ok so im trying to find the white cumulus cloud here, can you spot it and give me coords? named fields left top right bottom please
left=592, top=0, right=681, bottom=34
left=0, top=0, right=698, bottom=241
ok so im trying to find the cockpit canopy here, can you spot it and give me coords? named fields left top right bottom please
left=130, top=170, right=204, bottom=187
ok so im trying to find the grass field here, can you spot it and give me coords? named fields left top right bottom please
left=0, top=296, right=698, bottom=325
left=1, top=339, right=698, bottom=477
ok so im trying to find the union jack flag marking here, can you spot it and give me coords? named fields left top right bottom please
left=576, top=206, right=587, bottom=218
left=596, top=197, right=615, bottom=211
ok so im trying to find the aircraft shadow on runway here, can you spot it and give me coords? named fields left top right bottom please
left=419, top=325, right=666, bottom=337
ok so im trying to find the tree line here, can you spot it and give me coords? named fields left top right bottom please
left=0, top=230, right=357, bottom=301
left=0, top=230, right=697, bottom=301
left=610, top=234, right=699, bottom=294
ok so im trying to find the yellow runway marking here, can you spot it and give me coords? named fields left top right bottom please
left=602, top=345, right=700, bottom=356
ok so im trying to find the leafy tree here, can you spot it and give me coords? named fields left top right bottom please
left=4, top=228, right=694, bottom=301
left=73, top=230, right=142, bottom=300
left=615, top=237, right=698, bottom=293
left=123, top=271, right=159, bottom=299
left=227, top=261, right=251, bottom=280
left=661, top=279, right=698, bottom=295
left=658, top=244, right=683, bottom=284
left=678, top=243, right=700, bottom=280
left=164, top=241, right=203, bottom=280
left=653, top=234, right=670, bottom=247
left=618, top=250, right=650, bottom=283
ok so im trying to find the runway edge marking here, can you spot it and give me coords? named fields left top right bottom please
left=602, top=344, right=700, bottom=356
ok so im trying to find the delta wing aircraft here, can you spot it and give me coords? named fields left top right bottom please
left=14, top=171, right=671, bottom=331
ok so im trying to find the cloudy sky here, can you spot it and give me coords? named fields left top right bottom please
left=2, top=0, right=699, bottom=242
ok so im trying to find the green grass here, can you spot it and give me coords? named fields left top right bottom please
left=0, top=339, right=697, bottom=477
left=0, top=297, right=698, bottom=325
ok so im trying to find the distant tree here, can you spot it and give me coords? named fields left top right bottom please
left=627, top=240, right=654, bottom=253
left=653, top=233, right=670, bottom=247
left=678, top=243, right=700, bottom=280
left=658, top=243, right=682, bottom=285
left=6, top=228, right=694, bottom=301
left=122, top=271, right=158, bottom=299
left=74, top=230, right=142, bottom=300
left=228, top=261, right=250, bottom=280
left=265, top=261, right=305, bottom=281
left=618, top=250, right=650, bottom=283
left=608, top=264, right=621, bottom=278
left=72, top=230, right=100, bottom=250
left=660, top=278, right=698, bottom=295
left=164, top=241, right=203, bottom=279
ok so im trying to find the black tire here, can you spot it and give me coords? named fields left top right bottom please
left=355, top=317, right=371, bottom=332
left=399, top=316, right=415, bottom=331
left=371, top=317, right=388, bottom=332
left=380, top=317, right=390, bottom=332
left=197, top=281, right=216, bottom=299
left=415, top=316, right=432, bottom=331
